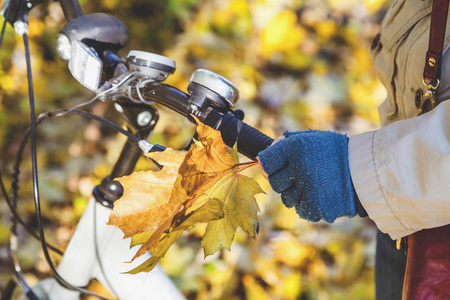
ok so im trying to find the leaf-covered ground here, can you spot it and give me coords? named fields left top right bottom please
left=0, top=0, right=388, bottom=298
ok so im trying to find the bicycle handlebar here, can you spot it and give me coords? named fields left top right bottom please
left=127, top=83, right=191, bottom=118
left=124, top=79, right=274, bottom=159
left=204, top=111, right=274, bottom=160
left=218, top=114, right=274, bottom=160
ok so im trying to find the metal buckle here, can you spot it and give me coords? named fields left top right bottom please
left=423, top=77, right=440, bottom=90
left=416, top=78, right=439, bottom=115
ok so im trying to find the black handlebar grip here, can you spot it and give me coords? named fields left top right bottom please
left=214, top=112, right=274, bottom=160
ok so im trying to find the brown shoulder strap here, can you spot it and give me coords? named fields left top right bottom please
left=423, top=0, right=450, bottom=86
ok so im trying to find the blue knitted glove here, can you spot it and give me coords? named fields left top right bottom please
left=258, top=130, right=362, bottom=223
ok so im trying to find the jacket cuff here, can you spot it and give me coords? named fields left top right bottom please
left=348, top=130, right=414, bottom=239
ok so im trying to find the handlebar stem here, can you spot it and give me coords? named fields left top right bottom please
left=94, top=103, right=159, bottom=207
left=59, top=0, right=84, bottom=22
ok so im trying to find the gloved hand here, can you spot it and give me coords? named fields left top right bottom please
left=258, top=130, right=365, bottom=222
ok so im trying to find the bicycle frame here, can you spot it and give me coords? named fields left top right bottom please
left=35, top=197, right=185, bottom=299
left=5, top=0, right=188, bottom=299
left=3, top=0, right=273, bottom=297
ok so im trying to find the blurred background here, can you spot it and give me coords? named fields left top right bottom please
left=0, top=0, right=390, bottom=299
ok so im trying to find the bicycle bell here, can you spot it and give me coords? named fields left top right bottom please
left=187, top=69, right=239, bottom=114
left=127, top=50, right=176, bottom=81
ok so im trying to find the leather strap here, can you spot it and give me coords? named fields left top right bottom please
left=423, top=0, right=450, bottom=86
left=402, top=224, right=450, bottom=299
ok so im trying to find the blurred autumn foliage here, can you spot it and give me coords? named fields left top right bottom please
left=0, top=0, right=390, bottom=299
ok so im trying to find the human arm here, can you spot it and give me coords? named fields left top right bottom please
left=350, top=99, right=450, bottom=239
left=258, top=100, right=450, bottom=239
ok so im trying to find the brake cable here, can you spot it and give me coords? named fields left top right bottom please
left=21, top=19, right=113, bottom=298
left=0, top=4, right=40, bottom=299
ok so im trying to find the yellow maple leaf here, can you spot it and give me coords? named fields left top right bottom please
left=127, top=230, right=184, bottom=274
left=108, top=121, right=264, bottom=273
left=202, top=166, right=263, bottom=256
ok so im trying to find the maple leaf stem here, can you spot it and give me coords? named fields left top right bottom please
left=233, top=161, right=258, bottom=168
left=236, top=162, right=258, bottom=174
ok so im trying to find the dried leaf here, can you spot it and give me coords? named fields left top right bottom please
left=179, top=120, right=235, bottom=195
left=108, top=122, right=264, bottom=272
left=107, top=149, right=186, bottom=238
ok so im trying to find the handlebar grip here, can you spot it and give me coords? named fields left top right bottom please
left=210, top=112, right=274, bottom=160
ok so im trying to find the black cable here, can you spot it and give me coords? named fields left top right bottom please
left=40, top=109, right=141, bottom=143
left=23, top=34, right=111, bottom=300
left=1, top=5, right=39, bottom=299
left=6, top=243, right=39, bottom=300
left=0, top=170, right=64, bottom=255
left=7, top=107, right=143, bottom=252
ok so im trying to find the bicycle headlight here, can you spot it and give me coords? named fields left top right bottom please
left=68, top=40, right=103, bottom=91
left=56, top=34, right=72, bottom=61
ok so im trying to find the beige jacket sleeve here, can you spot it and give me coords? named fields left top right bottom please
left=349, top=0, right=450, bottom=239
left=349, top=100, right=450, bottom=239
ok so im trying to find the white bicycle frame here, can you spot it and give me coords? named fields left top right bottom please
left=32, top=196, right=186, bottom=300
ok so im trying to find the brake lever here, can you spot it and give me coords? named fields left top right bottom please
left=138, top=140, right=165, bottom=154
left=138, top=141, right=165, bottom=170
